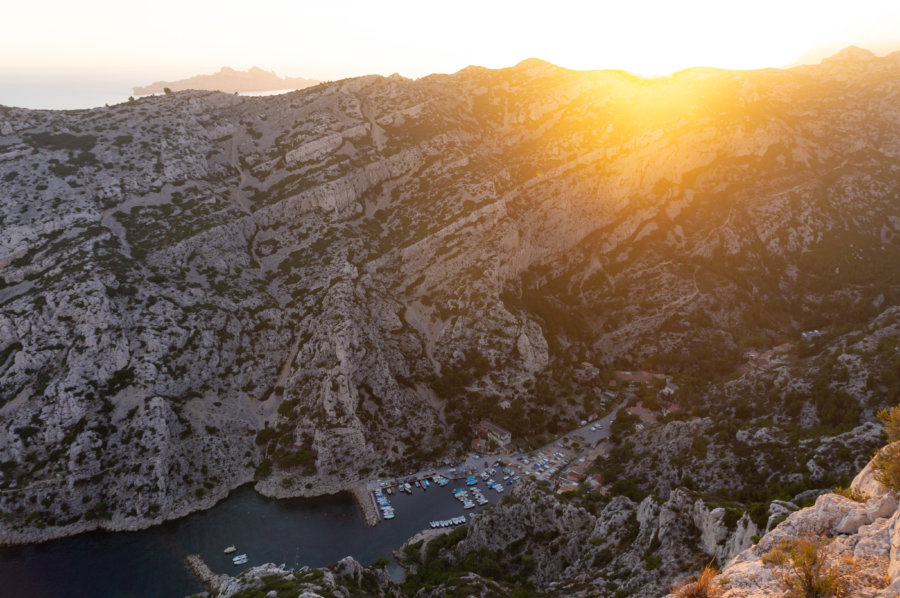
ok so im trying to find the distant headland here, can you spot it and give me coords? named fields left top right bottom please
left=133, top=66, right=320, bottom=95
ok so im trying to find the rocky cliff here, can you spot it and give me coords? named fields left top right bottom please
left=666, top=444, right=900, bottom=597
left=2, top=50, right=900, bottom=544
left=198, top=447, right=900, bottom=598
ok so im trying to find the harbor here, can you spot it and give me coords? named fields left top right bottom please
left=0, top=477, right=506, bottom=598
left=0, top=409, right=623, bottom=598
left=364, top=404, right=623, bottom=526
left=368, top=467, right=513, bottom=528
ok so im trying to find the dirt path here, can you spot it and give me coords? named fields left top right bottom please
left=100, top=208, right=134, bottom=257
left=273, top=332, right=304, bottom=394
left=356, top=94, right=386, bottom=151
left=229, top=133, right=252, bottom=214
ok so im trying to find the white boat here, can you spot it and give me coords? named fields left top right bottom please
left=224, top=545, right=236, bottom=554
left=232, top=553, right=248, bottom=565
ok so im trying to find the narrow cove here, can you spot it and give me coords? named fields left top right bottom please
left=0, top=480, right=502, bottom=597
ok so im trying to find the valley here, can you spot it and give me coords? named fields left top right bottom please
left=2, top=47, right=900, bottom=596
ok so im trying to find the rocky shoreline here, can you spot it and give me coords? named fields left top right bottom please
left=0, top=478, right=241, bottom=547
left=0, top=474, right=378, bottom=547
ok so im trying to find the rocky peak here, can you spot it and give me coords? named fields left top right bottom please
left=823, top=45, right=877, bottom=64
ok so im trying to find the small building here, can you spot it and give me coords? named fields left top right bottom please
left=626, top=405, right=658, bottom=425
left=563, top=472, right=585, bottom=484
left=587, top=474, right=607, bottom=494
left=556, top=478, right=580, bottom=493
left=471, top=438, right=492, bottom=454
left=570, top=461, right=592, bottom=477
left=476, top=420, right=512, bottom=447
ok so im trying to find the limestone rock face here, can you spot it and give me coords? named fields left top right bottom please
left=3, top=51, right=900, bottom=545
left=444, top=481, right=765, bottom=597
left=665, top=452, right=900, bottom=598
left=209, top=557, right=400, bottom=598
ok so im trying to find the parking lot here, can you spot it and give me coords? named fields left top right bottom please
left=503, top=403, right=623, bottom=483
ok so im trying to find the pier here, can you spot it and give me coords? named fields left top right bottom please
left=351, top=483, right=379, bottom=526
left=185, top=554, right=230, bottom=594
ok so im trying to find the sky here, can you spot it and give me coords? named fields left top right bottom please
left=3, top=0, right=900, bottom=79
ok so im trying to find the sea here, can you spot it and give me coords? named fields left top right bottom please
left=0, top=480, right=504, bottom=597
left=0, top=68, right=295, bottom=110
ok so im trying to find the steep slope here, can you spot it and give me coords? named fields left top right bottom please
left=666, top=445, right=900, bottom=597
left=1, top=51, right=900, bottom=543
left=191, top=446, right=900, bottom=598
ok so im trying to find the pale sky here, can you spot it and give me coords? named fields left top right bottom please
left=4, top=0, right=900, bottom=78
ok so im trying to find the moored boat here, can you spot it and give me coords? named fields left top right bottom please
left=232, top=553, right=249, bottom=565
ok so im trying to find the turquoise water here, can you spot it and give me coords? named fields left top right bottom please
left=0, top=480, right=503, bottom=597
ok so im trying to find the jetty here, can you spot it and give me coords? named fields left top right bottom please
left=351, top=483, right=379, bottom=526
left=185, top=554, right=230, bottom=594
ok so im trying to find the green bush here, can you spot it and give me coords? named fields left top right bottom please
left=873, top=443, right=900, bottom=491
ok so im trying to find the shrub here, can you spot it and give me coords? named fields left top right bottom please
left=771, top=535, right=849, bottom=598
left=873, top=443, right=900, bottom=491
left=873, top=404, right=900, bottom=491
left=672, top=562, right=722, bottom=598
left=372, top=557, right=389, bottom=569
left=877, top=405, right=900, bottom=441
left=832, top=486, right=868, bottom=502
left=762, top=542, right=791, bottom=567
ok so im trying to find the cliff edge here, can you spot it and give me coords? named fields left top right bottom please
left=669, top=443, right=900, bottom=597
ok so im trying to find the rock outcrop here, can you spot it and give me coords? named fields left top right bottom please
left=400, top=482, right=764, bottom=597
left=198, top=556, right=401, bottom=598
left=667, top=449, right=900, bottom=598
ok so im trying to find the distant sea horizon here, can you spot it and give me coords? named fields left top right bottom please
left=0, top=67, right=298, bottom=111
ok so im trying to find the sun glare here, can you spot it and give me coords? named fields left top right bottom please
left=1, top=0, right=899, bottom=78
